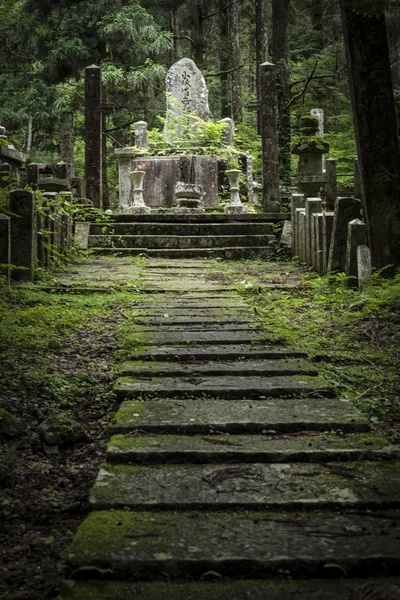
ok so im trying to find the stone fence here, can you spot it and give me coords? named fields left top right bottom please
left=0, top=189, right=76, bottom=284
left=291, top=194, right=372, bottom=289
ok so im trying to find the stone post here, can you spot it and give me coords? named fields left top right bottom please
left=60, top=111, right=75, bottom=178
left=291, top=193, right=305, bottom=257
left=10, top=190, right=36, bottom=281
left=27, top=163, right=39, bottom=188
left=55, top=161, right=68, bottom=180
left=225, top=169, right=247, bottom=214
left=346, top=218, right=367, bottom=285
left=312, top=213, right=324, bottom=273
left=357, top=245, right=372, bottom=291
left=354, top=158, right=361, bottom=199
left=221, top=117, right=235, bottom=146
left=0, top=214, right=11, bottom=284
left=327, top=197, right=362, bottom=273
left=305, top=197, right=322, bottom=266
left=134, top=121, right=149, bottom=149
left=326, top=158, right=337, bottom=211
left=298, top=210, right=307, bottom=263
left=43, top=192, right=61, bottom=259
left=85, top=65, right=102, bottom=209
left=322, top=212, right=335, bottom=275
left=259, top=62, right=280, bottom=212
left=246, top=154, right=254, bottom=204
left=0, top=163, right=11, bottom=189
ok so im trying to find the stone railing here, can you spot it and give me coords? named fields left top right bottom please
left=291, top=194, right=372, bottom=289
left=0, top=189, right=76, bottom=284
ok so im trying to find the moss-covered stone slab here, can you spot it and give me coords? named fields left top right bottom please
left=112, top=398, right=370, bottom=434
left=107, top=433, right=398, bottom=464
left=131, top=309, right=251, bottom=317
left=114, top=375, right=333, bottom=400
left=59, top=578, right=400, bottom=600
left=89, top=461, right=400, bottom=510
left=120, top=359, right=318, bottom=378
left=89, top=222, right=274, bottom=236
left=125, top=331, right=270, bottom=346
left=65, top=510, right=400, bottom=578
left=131, top=345, right=308, bottom=361
left=89, top=246, right=275, bottom=260
left=133, top=316, right=255, bottom=325
left=133, top=324, right=262, bottom=332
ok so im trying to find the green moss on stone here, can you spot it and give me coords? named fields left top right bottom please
left=300, top=115, right=320, bottom=129
left=291, top=136, right=329, bottom=154
left=0, top=409, right=20, bottom=439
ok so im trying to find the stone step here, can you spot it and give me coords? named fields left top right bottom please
left=133, top=316, right=255, bottom=325
left=57, top=578, right=400, bottom=600
left=120, top=359, right=318, bottom=378
left=89, top=246, right=274, bottom=259
left=90, top=222, right=275, bottom=236
left=132, top=324, right=263, bottom=332
left=91, top=213, right=288, bottom=223
left=65, top=510, right=400, bottom=579
left=112, top=398, right=370, bottom=434
left=88, top=234, right=276, bottom=250
left=129, top=345, right=308, bottom=361
left=125, top=330, right=272, bottom=346
left=131, top=309, right=251, bottom=317
left=114, top=375, right=333, bottom=400
left=107, top=433, right=399, bottom=464
left=89, top=461, right=400, bottom=510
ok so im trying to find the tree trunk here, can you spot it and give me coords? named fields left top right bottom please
left=169, top=8, right=179, bottom=63
left=272, top=0, right=291, bottom=195
left=26, top=116, right=33, bottom=154
left=311, top=0, right=322, bottom=31
left=339, top=0, right=400, bottom=269
left=59, top=111, right=75, bottom=179
left=229, top=0, right=243, bottom=124
left=102, top=107, right=109, bottom=210
left=255, top=0, right=269, bottom=133
left=192, top=0, right=204, bottom=69
left=219, top=0, right=231, bottom=118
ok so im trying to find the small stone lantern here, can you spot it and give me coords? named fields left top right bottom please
left=291, top=116, right=329, bottom=197
left=225, top=169, right=247, bottom=215
left=128, top=170, right=151, bottom=214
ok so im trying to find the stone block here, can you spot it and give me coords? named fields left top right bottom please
left=298, top=210, right=306, bottom=263
left=10, top=190, right=36, bottom=281
left=327, top=197, right=361, bottom=273
left=312, top=213, right=324, bottom=272
left=346, top=218, right=367, bottom=285
left=322, top=212, right=334, bottom=275
left=0, top=213, right=11, bottom=284
left=74, top=222, right=91, bottom=249
left=221, top=118, right=235, bottom=146
left=134, top=121, right=148, bottom=149
left=0, top=162, right=11, bottom=189
left=280, top=221, right=292, bottom=248
left=357, top=245, right=372, bottom=291
left=305, top=197, right=322, bottom=266
left=27, top=163, right=39, bottom=186
left=291, top=193, right=305, bottom=257
left=55, top=161, right=68, bottom=179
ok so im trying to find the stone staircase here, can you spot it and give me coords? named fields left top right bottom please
left=62, top=259, right=400, bottom=599
left=86, top=214, right=285, bottom=258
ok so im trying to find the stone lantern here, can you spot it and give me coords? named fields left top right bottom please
left=291, top=115, right=329, bottom=197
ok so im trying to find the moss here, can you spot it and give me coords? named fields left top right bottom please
left=38, top=412, right=86, bottom=445
left=300, top=115, right=320, bottom=129
left=291, top=136, right=330, bottom=154
left=0, top=408, right=20, bottom=439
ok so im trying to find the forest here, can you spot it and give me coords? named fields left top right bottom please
left=1, top=1, right=400, bottom=599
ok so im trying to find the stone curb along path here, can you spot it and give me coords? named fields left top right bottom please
left=61, top=259, right=400, bottom=599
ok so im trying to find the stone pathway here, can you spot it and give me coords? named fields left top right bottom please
left=63, top=258, right=400, bottom=599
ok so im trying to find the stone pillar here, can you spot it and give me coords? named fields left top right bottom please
left=305, top=197, right=322, bottom=266
left=221, top=117, right=235, bottom=146
left=291, top=193, right=305, bottom=257
left=312, top=213, right=324, bottom=272
left=259, top=62, right=280, bottom=212
left=357, top=245, right=372, bottom=291
left=85, top=65, right=102, bottom=208
left=60, top=111, right=75, bottom=178
left=322, top=212, right=334, bottom=275
left=10, top=190, right=36, bottom=281
left=246, top=154, right=254, bottom=204
left=354, top=158, right=361, bottom=199
left=118, top=157, right=133, bottom=213
left=74, top=222, right=91, bottom=250
left=0, top=214, right=11, bottom=284
left=326, top=158, right=337, bottom=211
left=298, top=210, right=307, bottom=263
left=346, top=218, right=367, bottom=285
left=0, top=163, right=11, bottom=189
left=134, top=121, right=149, bottom=149
left=327, top=197, right=362, bottom=273
left=55, top=161, right=68, bottom=180
left=27, top=163, right=39, bottom=188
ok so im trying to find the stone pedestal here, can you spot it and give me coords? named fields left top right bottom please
left=128, top=171, right=151, bottom=214
left=225, top=170, right=247, bottom=215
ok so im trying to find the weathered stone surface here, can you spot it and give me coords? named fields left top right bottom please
left=90, top=460, right=400, bottom=510
left=114, top=375, right=333, bottom=400
left=125, top=330, right=269, bottom=347
left=305, top=198, right=322, bottom=266
left=164, top=58, right=209, bottom=141
left=120, top=359, right=318, bottom=378
left=0, top=408, right=20, bottom=439
left=132, top=317, right=254, bottom=325
left=134, top=121, right=148, bottom=149
left=10, top=190, right=36, bottom=281
left=89, top=234, right=273, bottom=250
left=280, top=221, right=292, bottom=248
left=90, top=222, right=274, bottom=236
left=107, top=433, right=398, bottom=465
left=66, top=510, right=400, bottom=578
left=357, top=245, right=372, bottom=291
left=328, top=197, right=361, bottom=273
left=74, top=222, right=91, bottom=250
left=260, top=62, right=280, bottom=211
left=58, top=578, right=400, bottom=600
left=346, top=218, right=367, bottom=284
left=113, top=398, right=369, bottom=434
left=132, top=345, right=308, bottom=361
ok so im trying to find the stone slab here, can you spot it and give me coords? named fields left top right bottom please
left=90, top=222, right=274, bottom=236
left=58, top=579, right=400, bottom=600
left=129, top=345, right=308, bottom=361
left=125, top=331, right=271, bottom=346
left=89, top=247, right=274, bottom=260
left=89, top=234, right=275, bottom=250
left=131, top=309, right=251, bottom=317
left=114, top=375, right=333, bottom=399
left=112, top=398, right=370, bottom=434
left=66, top=510, right=400, bottom=578
left=132, top=324, right=262, bottom=332
left=90, top=460, right=400, bottom=510
left=132, top=317, right=254, bottom=325
left=107, top=433, right=398, bottom=464
left=120, top=359, right=318, bottom=378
